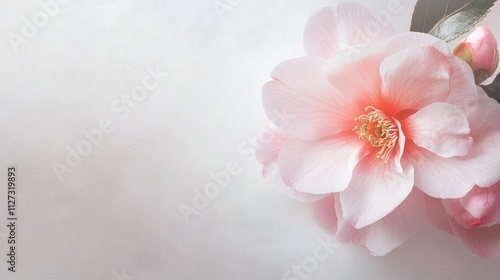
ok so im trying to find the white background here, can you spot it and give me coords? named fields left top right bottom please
left=0, top=0, right=499, bottom=279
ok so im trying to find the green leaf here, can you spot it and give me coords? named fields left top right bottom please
left=410, top=0, right=497, bottom=42
left=481, top=74, right=500, bottom=103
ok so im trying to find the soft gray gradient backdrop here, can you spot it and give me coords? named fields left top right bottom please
left=0, top=0, right=499, bottom=279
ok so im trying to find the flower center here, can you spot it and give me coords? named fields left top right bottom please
left=353, top=107, right=398, bottom=163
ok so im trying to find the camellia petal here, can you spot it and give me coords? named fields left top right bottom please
left=262, top=161, right=327, bottom=202
left=323, top=47, right=385, bottom=107
left=255, top=124, right=289, bottom=166
left=404, top=102, right=473, bottom=158
left=255, top=125, right=326, bottom=202
left=262, top=57, right=354, bottom=141
left=382, top=32, right=451, bottom=58
left=459, top=182, right=500, bottom=220
left=443, top=198, right=499, bottom=229
left=449, top=221, right=500, bottom=259
left=410, top=144, right=476, bottom=199
left=337, top=190, right=425, bottom=256
left=445, top=58, right=488, bottom=130
left=424, top=196, right=454, bottom=234
left=410, top=99, right=500, bottom=199
left=340, top=155, right=414, bottom=229
left=393, top=117, right=406, bottom=174
left=278, top=133, right=368, bottom=194
left=313, top=194, right=338, bottom=234
left=441, top=182, right=500, bottom=229
left=426, top=181, right=500, bottom=259
left=407, top=75, right=500, bottom=199
left=380, top=46, right=452, bottom=114
left=461, top=96, right=500, bottom=189
left=303, top=3, right=396, bottom=58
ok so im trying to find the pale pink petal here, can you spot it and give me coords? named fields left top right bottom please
left=432, top=183, right=500, bottom=260
left=303, top=3, right=396, bottom=58
left=269, top=57, right=336, bottom=100
left=262, top=161, right=327, bottom=202
left=262, top=57, right=354, bottom=141
left=393, top=118, right=406, bottom=173
left=411, top=93, right=500, bottom=198
left=411, top=134, right=499, bottom=198
left=278, top=133, right=368, bottom=194
left=255, top=124, right=289, bottom=166
left=449, top=221, right=500, bottom=259
left=336, top=190, right=425, bottom=256
left=340, top=156, right=414, bottom=229
left=460, top=182, right=500, bottom=220
left=255, top=126, right=326, bottom=202
left=323, top=47, right=385, bottom=108
left=404, top=102, right=473, bottom=158
left=424, top=196, right=454, bottom=234
left=443, top=199, right=488, bottom=229
left=468, top=93, right=500, bottom=139
left=313, top=194, right=338, bottom=234
left=446, top=58, right=488, bottom=130
left=443, top=183, right=500, bottom=228
left=464, top=97, right=500, bottom=188
left=380, top=46, right=452, bottom=114
left=382, top=32, right=451, bottom=57
left=410, top=144, right=477, bottom=199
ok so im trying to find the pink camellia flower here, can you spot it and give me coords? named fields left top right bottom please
left=257, top=3, right=500, bottom=255
left=426, top=181, right=500, bottom=259
left=453, top=26, right=499, bottom=84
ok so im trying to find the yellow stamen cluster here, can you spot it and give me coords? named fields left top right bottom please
left=353, top=107, right=398, bottom=163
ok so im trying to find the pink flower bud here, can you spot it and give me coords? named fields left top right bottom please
left=443, top=182, right=500, bottom=229
left=453, top=26, right=499, bottom=84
